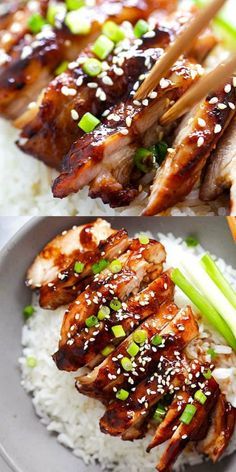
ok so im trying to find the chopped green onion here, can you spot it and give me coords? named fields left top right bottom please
left=23, top=305, right=35, bottom=320
left=97, top=305, right=110, bottom=320
left=151, top=334, right=163, bottom=346
left=181, top=257, right=236, bottom=342
left=74, top=261, right=84, bottom=273
left=185, top=236, right=199, bottom=247
left=171, top=269, right=236, bottom=351
left=85, top=315, right=99, bottom=328
left=116, top=388, right=129, bottom=400
left=82, top=58, right=102, bottom=77
left=134, top=19, right=149, bottom=38
left=201, top=253, right=236, bottom=310
left=47, top=3, right=66, bottom=26
left=65, top=10, right=91, bottom=35
left=102, top=21, right=125, bottom=43
left=132, top=329, right=147, bottom=344
left=207, top=348, right=217, bottom=360
left=78, top=112, right=100, bottom=133
left=28, top=13, right=46, bottom=34
left=66, top=0, right=85, bottom=10
left=127, top=342, right=139, bottom=357
left=110, top=299, right=122, bottom=311
left=153, top=141, right=168, bottom=164
left=101, top=344, right=115, bottom=356
left=112, top=324, right=126, bottom=338
left=203, top=369, right=212, bottom=380
left=180, top=404, right=197, bottom=425
left=92, top=258, right=109, bottom=274
left=26, top=356, right=37, bottom=368
left=134, top=147, right=154, bottom=173
left=194, top=389, right=207, bottom=405
left=121, top=356, right=133, bottom=371
left=110, top=259, right=122, bottom=273
left=91, top=34, right=114, bottom=60
left=153, top=404, right=166, bottom=423
left=55, top=61, right=69, bottom=75
left=138, top=234, right=149, bottom=245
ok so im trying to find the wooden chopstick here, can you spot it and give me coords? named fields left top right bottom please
left=134, top=0, right=227, bottom=100
left=227, top=217, right=236, bottom=242
left=160, top=54, right=236, bottom=125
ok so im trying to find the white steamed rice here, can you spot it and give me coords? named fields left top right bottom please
left=19, top=232, right=236, bottom=471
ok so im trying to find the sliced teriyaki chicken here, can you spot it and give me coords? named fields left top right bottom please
left=52, top=58, right=203, bottom=206
left=26, top=218, right=113, bottom=288
left=17, top=5, right=215, bottom=169
left=200, top=113, right=236, bottom=215
left=39, top=228, right=130, bottom=309
left=144, top=80, right=236, bottom=215
left=53, top=272, right=174, bottom=371
left=53, top=239, right=166, bottom=371
left=0, top=0, right=161, bottom=120
left=155, top=371, right=220, bottom=472
left=198, top=393, right=236, bottom=462
left=17, top=19, right=175, bottom=169
left=76, top=305, right=198, bottom=401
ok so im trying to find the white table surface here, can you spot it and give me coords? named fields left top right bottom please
left=0, top=217, right=31, bottom=251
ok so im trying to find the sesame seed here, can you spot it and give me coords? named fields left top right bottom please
left=224, top=84, right=231, bottom=93
left=209, top=97, right=218, bottom=105
left=76, top=76, right=83, bottom=87
left=217, top=103, right=227, bottom=110
left=148, top=91, right=157, bottom=99
left=197, top=136, right=204, bottom=147
left=233, top=77, right=236, bottom=87
left=214, top=124, right=222, bottom=134
left=71, top=109, right=79, bottom=120
left=198, top=118, right=206, bottom=127
left=229, top=102, right=235, bottom=110
left=142, top=99, right=149, bottom=106
left=120, top=128, right=129, bottom=135
left=182, top=434, right=188, bottom=440
left=126, top=116, right=132, bottom=127
left=160, top=78, right=170, bottom=89
left=87, top=82, right=98, bottom=89
left=102, top=76, right=113, bottom=86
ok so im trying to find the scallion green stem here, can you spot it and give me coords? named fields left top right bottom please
left=201, top=253, right=236, bottom=310
left=171, top=268, right=236, bottom=350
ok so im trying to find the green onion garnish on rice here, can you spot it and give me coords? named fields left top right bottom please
left=85, top=315, right=99, bottom=328
left=133, top=19, right=149, bottom=38
left=171, top=268, right=236, bottom=350
left=97, top=306, right=110, bottom=320
left=74, top=261, right=84, bottom=273
left=180, top=404, right=197, bottom=425
left=101, top=344, right=115, bottom=356
left=194, top=389, right=207, bottom=405
left=82, top=58, right=102, bottom=77
left=102, top=21, right=125, bottom=43
left=132, top=329, right=147, bottom=344
left=23, top=305, right=35, bottom=320
left=92, top=258, right=109, bottom=274
left=201, top=253, right=236, bottom=309
left=127, top=341, right=140, bottom=357
left=26, top=356, right=37, bottom=368
left=116, top=388, right=129, bottom=401
left=78, top=112, right=101, bottom=133
left=110, top=299, right=122, bottom=311
left=185, top=236, right=199, bottom=247
left=28, top=13, right=46, bottom=34
left=112, top=325, right=126, bottom=338
left=207, top=348, right=217, bottom=360
left=91, top=35, right=114, bottom=60
left=66, top=0, right=85, bottom=10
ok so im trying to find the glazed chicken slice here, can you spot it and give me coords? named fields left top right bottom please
left=0, top=0, right=161, bottom=120
left=39, top=228, right=129, bottom=309
left=17, top=5, right=214, bottom=169
left=144, top=80, right=236, bottom=215
left=18, top=21, right=174, bottom=169
left=200, top=113, right=236, bottom=215
left=53, top=271, right=174, bottom=370
left=77, top=305, right=198, bottom=401
left=156, top=375, right=220, bottom=472
left=53, top=238, right=166, bottom=371
left=199, top=393, right=236, bottom=462
left=53, top=58, right=202, bottom=206
left=26, top=218, right=113, bottom=288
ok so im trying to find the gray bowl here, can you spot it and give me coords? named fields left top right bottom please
left=0, top=217, right=235, bottom=472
